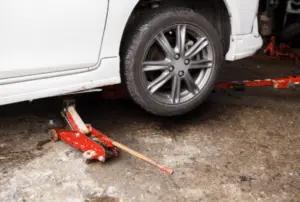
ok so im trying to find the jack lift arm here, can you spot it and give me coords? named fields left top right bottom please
left=49, top=104, right=174, bottom=175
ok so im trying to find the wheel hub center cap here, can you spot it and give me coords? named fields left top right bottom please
left=173, top=58, right=189, bottom=72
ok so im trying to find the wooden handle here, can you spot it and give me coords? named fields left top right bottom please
left=112, top=141, right=174, bottom=175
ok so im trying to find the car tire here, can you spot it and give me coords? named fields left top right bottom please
left=122, top=7, right=223, bottom=116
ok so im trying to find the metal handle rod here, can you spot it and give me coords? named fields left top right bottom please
left=112, top=140, right=174, bottom=175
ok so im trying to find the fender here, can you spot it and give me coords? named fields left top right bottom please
left=100, top=0, right=260, bottom=60
left=100, top=0, right=139, bottom=59
left=223, top=0, right=260, bottom=35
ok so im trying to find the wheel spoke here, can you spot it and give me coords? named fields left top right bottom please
left=148, top=71, right=173, bottom=94
left=176, top=25, right=186, bottom=56
left=185, top=37, right=208, bottom=59
left=189, top=59, right=213, bottom=70
left=156, top=32, right=175, bottom=58
left=143, top=24, right=214, bottom=105
left=184, top=72, right=199, bottom=94
left=143, top=60, right=171, bottom=72
left=171, top=76, right=181, bottom=104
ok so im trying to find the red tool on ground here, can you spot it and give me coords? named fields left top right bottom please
left=49, top=103, right=174, bottom=175
left=216, top=36, right=300, bottom=90
left=216, top=76, right=300, bottom=90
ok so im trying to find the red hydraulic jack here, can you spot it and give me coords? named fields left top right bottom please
left=49, top=103, right=174, bottom=175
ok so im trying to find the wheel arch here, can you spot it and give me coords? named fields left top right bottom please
left=119, top=0, right=232, bottom=58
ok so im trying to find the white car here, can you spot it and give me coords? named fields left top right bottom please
left=0, top=0, right=262, bottom=116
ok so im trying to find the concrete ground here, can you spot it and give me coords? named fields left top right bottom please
left=0, top=55, right=299, bottom=202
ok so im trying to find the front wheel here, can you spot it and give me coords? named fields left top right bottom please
left=122, top=7, right=223, bottom=116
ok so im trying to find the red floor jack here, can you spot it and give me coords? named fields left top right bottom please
left=49, top=103, right=174, bottom=175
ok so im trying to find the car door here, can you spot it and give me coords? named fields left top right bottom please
left=0, top=0, right=108, bottom=84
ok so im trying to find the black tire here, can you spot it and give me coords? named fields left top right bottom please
left=122, top=7, right=223, bottom=116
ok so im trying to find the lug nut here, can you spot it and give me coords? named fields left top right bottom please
left=184, top=59, right=190, bottom=65
left=178, top=71, right=185, bottom=77
left=169, top=66, right=174, bottom=72
left=175, top=54, right=180, bottom=60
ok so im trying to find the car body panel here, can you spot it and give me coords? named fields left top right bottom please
left=224, top=0, right=260, bottom=35
left=0, top=0, right=262, bottom=106
left=0, top=0, right=108, bottom=83
left=0, top=57, right=120, bottom=105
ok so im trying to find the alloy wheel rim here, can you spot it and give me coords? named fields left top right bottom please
left=142, top=24, right=214, bottom=105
